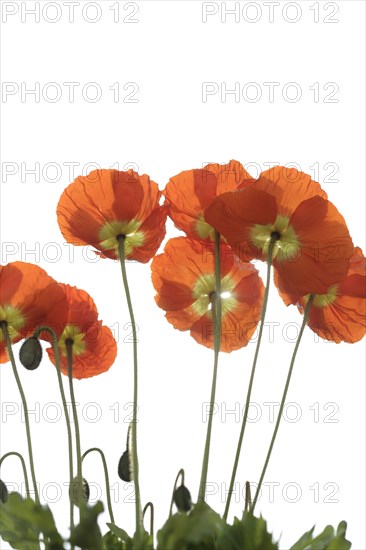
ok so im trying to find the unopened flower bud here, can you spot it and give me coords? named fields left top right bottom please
left=118, top=450, right=132, bottom=482
left=19, top=337, right=42, bottom=370
left=0, top=479, right=8, bottom=503
left=174, top=484, right=192, bottom=512
left=69, top=477, right=89, bottom=507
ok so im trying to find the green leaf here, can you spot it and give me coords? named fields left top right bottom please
left=290, top=526, right=316, bottom=550
left=103, top=530, right=124, bottom=550
left=131, top=530, right=154, bottom=550
left=290, top=521, right=351, bottom=550
left=69, top=501, right=104, bottom=550
left=104, top=525, right=152, bottom=550
left=0, top=492, right=64, bottom=550
left=157, top=501, right=224, bottom=549
left=216, top=513, right=278, bottom=550
left=106, top=523, right=131, bottom=542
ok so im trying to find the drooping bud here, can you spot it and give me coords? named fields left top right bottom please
left=173, top=484, right=192, bottom=512
left=69, top=477, right=89, bottom=507
left=118, top=450, right=132, bottom=482
left=19, top=337, right=42, bottom=370
left=0, top=479, right=8, bottom=503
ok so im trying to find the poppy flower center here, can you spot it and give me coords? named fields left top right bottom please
left=192, top=274, right=236, bottom=317
left=195, top=215, right=216, bottom=241
left=0, top=305, right=25, bottom=342
left=99, top=220, right=145, bottom=257
left=59, top=324, right=87, bottom=356
left=251, top=215, right=300, bottom=262
left=306, top=285, right=339, bottom=308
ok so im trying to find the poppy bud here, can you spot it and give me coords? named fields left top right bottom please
left=0, top=479, right=8, bottom=503
left=173, top=484, right=192, bottom=512
left=19, top=337, right=42, bottom=370
left=118, top=450, right=132, bottom=482
left=69, top=477, right=89, bottom=507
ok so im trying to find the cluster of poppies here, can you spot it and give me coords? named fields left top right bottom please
left=0, top=263, right=117, bottom=378
left=1, top=161, right=365, bottom=379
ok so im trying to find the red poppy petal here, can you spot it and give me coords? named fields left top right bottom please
left=1, top=262, right=68, bottom=340
left=164, top=161, right=251, bottom=240
left=47, top=323, right=117, bottom=379
left=340, top=274, right=366, bottom=299
left=304, top=296, right=366, bottom=343
left=190, top=308, right=259, bottom=353
left=154, top=281, right=194, bottom=311
left=207, top=159, right=254, bottom=194
left=57, top=178, right=107, bottom=247
left=57, top=169, right=163, bottom=258
left=110, top=170, right=145, bottom=221
left=0, top=344, right=9, bottom=363
left=0, top=264, right=23, bottom=305
left=127, top=205, right=168, bottom=263
left=205, top=189, right=278, bottom=254
left=279, top=197, right=354, bottom=295
left=165, top=306, right=201, bottom=331
left=273, top=269, right=299, bottom=306
left=130, top=172, right=162, bottom=223
left=247, top=166, right=327, bottom=217
left=348, top=246, right=365, bottom=277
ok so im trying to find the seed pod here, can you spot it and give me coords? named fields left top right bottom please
left=118, top=450, right=132, bottom=482
left=19, top=337, right=42, bottom=370
left=0, top=479, right=8, bottom=504
left=69, top=477, right=89, bottom=507
left=173, top=484, right=192, bottom=512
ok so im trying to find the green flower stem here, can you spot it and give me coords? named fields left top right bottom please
left=169, top=468, right=185, bottom=517
left=250, top=294, right=314, bottom=512
left=0, top=321, right=40, bottom=503
left=244, top=481, right=252, bottom=514
left=142, top=502, right=154, bottom=540
left=117, top=236, right=143, bottom=540
left=82, top=447, right=115, bottom=524
left=34, top=326, right=74, bottom=533
left=0, top=451, right=30, bottom=498
left=223, top=238, right=276, bottom=521
left=66, top=340, right=84, bottom=517
left=197, top=231, right=222, bottom=502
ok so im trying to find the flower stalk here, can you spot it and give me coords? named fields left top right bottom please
left=250, top=294, right=314, bottom=512
left=66, top=340, right=84, bottom=517
left=223, top=236, right=277, bottom=520
left=0, top=321, right=40, bottom=503
left=34, top=326, right=75, bottom=534
left=197, top=231, right=222, bottom=502
left=117, top=235, right=143, bottom=540
left=82, top=447, right=115, bottom=524
left=0, top=451, right=30, bottom=498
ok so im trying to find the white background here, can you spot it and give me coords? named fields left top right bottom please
left=0, top=1, right=365, bottom=548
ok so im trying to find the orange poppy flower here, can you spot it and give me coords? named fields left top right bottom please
left=57, top=169, right=168, bottom=262
left=0, top=262, right=68, bottom=363
left=276, top=247, right=366, bottom=343
left=46, top=284, right=117, bottom=379
left=205, top=167, right=354, bottom=297
left=151, top=237, right=264, bottom=352
left=163, top=160, right=253, bottom=241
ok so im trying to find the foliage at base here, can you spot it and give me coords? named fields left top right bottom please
left=0, top=494, right=352, bottom=550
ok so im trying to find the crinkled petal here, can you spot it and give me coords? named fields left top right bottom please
left=246, top=166, right=327, bottom=217
left=205, top=189, right=278, bottom=260
left=275, top=197, right=353, bottom=296
left=47, top=323, right=117, bottom=379
left=163, top=160, right=251, bottom=240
